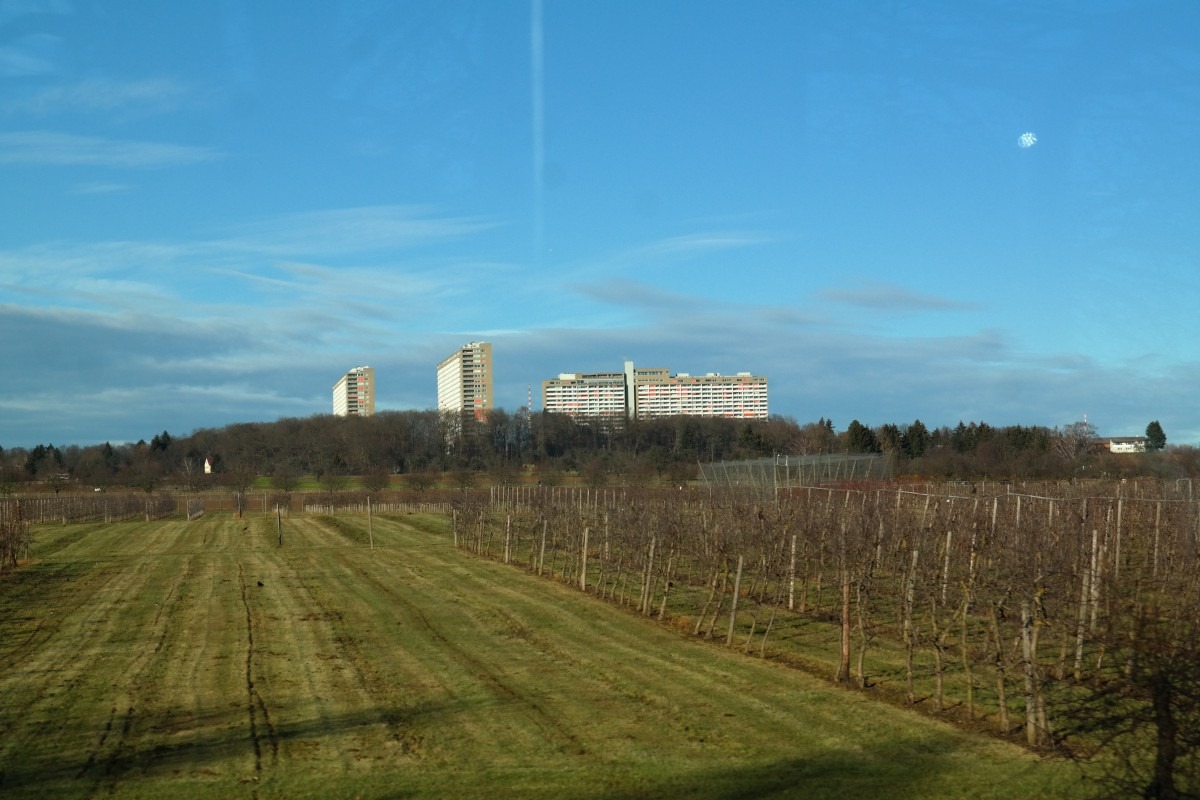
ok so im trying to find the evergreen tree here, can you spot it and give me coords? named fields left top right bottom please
left=904, top=420, right=930, bottom=459
left=845, top=420, right=880, bottom=453
left=1146, top=420, right=1167, bottom=451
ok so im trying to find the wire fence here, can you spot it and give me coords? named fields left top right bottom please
left=0, top=493, right=177, bottom=525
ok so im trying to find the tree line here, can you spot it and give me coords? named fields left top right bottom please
left=0, top=410, right=1193, bottom=493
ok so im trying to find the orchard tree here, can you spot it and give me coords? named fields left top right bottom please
left=403, top=471, right=436, bottom=491
left=223, top=462, right=258, bottom=518
left=177, top=457, right=209, bottom=493
left=1068, top=599, right=1200, bottom=799
left=362, top=463, right=391, bottom=495
left=271, top=465, right=299, bottom=494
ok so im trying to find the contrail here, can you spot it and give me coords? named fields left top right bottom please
left=531, top=0, right=545, bottom=267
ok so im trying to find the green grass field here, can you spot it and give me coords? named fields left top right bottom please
left=0, top=513, right=1084, bottom=799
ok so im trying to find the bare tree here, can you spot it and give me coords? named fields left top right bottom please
left=362, top=463, right=391, bottom=495
left=0, top=503, right=31, bottom=571
left=222, top=462, right=257, bottom=518
left=177, top=457, right=210, bottom=493
left=403, top=471, right=436, bottom=491
left=1054, top=420, right=1098, bottom=465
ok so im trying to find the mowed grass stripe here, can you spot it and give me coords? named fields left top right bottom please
left=278, top=519, right=570, bottom=765
left=244, top=539, right=428, bottom=774
left=286, top=514, right=1082, bottom=797
left=0, top=520, right=211, bottom=793
left=0, top=514, right=1084, bottom=799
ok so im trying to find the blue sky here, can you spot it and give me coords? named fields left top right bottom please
left=2, top=0, right=1198, bottom=448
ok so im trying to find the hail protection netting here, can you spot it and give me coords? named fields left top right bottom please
left=698, top=454, right=893, bottom=491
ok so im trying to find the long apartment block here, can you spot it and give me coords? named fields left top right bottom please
left=542, top=361, right=767, bottom=420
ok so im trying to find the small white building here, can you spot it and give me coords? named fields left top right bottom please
left=1097, top=437, right=1148, bottom=454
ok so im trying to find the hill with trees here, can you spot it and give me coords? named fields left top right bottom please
left=1, top=411, right=1194, bottom=493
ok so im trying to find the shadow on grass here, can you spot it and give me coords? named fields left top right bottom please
left=0, top=700, right=444, bottom=798
left=0, top=700, right=1070, bottom=800
left=549, top=733, right=1065, bottom=800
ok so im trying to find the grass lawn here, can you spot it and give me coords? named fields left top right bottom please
left=0, top=513, right=1085, bottom=799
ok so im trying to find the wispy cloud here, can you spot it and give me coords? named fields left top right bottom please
left=554, top=230, right=777, bottom=292
left=573, top=278, right=822, bottom=328
left=69, top=181, right=131, bottom=195
left=574, top=278, right=695, bottom=310
left=635, top=232, right=776, bottom=258
left=0, top=33, right=61, bottom=76
left=0, top=130, right=220, bottom=168
left=219, top=205, right=499, bottom=256
left=6, top=77, right=189, bottom=115
left=821, top=281, right=979, bottom=312
left=0, top=0, right=73, bottom=24
left=0, top=207, right=508, bottom=327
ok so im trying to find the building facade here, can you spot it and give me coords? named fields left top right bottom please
left=542, top=361, right=768, bottom=420
left=542, top=370, right=629, bottom=421
left=633, top=370, right=768, bottom=419
left=1094, top=436, right=1149, bottom=454
left=332, top=366, right=375, bottom=417
left=437, top=342, right=494, bottom=422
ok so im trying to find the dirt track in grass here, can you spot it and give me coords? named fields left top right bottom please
left=0, top=513, right=1083, bottom=799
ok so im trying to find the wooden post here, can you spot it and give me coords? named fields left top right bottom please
left=991, top=605, right=1010, bottom=734
left=641, top=536, right=656, bottom=615
left=725, top=554, right=744, bottom=646
left=941, top=529, right=953, bottom=604
left=1153, top=501, right=1162, bottom=579
left=579, top=526, right=589, bottom=592
left=367, top=496, right=374, bottom=551
left=538, top=519, right=547, bottom=575
left=837, top=566, right=851, bottom=683
left=1021, top=600, right=1038, bottom=746
left=658, top=551, right=675, bottom=619
left=1114, top=497, right=1123, bottom=581
left=1073, top=530, right=1094, bottom=682
left=1089, top=528, right=1101, bottom=634
left=695, top=565, right=722, bottom=636
left=904, top=548, right=919, bottom=704
left=276, top=506, right=283, bottom=547
left=788, top=532, right=797, bottom=611
left=504, top=514, right=512, bottom=564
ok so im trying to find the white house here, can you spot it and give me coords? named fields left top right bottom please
left=1096, top=437, right=1148, bottom=454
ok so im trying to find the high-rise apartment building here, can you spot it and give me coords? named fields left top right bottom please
left=332, top=366, right=375, bottom=417
left=542, top=361, right=768, bottom=420
left=437, top=342, right=493, bottom=421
